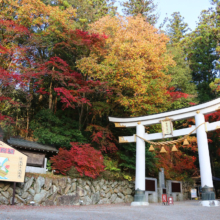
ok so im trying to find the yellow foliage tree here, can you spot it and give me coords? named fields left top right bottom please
left=77, top=15, right=175, bottom=116
left=0, top=0, right=76, bottom=34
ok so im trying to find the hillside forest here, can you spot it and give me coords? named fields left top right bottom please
left=1, top=0, right=220, bottom=182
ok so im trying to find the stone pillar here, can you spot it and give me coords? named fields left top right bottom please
left=195, top=113, right=218, bottom=206
left=158, top=168, right=166, bottom=202
left=131, top=123, right=149, bottom=206
left=159, top=168, right=165, bottom=189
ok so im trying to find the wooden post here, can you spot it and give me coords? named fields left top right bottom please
left=12, top=182, right=16, bottom=205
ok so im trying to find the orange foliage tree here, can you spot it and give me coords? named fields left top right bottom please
left=77, top=15, right=175, bottom=116
left=155, top=136, right=198, bottom=180
left=0, top=0, right=76, bottom=30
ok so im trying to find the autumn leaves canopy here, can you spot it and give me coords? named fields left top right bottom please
left=0, top=0, right=203, bottom=179
left=78, top=15, right=175, bottom=116
left=0, top=0, right=185, bottom=121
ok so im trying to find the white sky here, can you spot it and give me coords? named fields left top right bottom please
left=156, top=0, right=213, bottom=30
left=116, top=0, right=214, bottom=31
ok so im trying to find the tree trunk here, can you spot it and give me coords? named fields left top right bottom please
left=39, top=94, right=43, bottom=102
left=49, top=67, right=54, bottom=111
left=78, top=93, right=85, bottom=130
left=49, top=80, right=53, bottom=111
left=54, top=95, right=57, bottom=114
left=79, top=104, right=84, bottom=130
left=26, top=108, right=29, bottom=139
left=26, top=80, right=34, bottom=138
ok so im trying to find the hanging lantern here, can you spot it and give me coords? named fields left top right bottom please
left=149, top=145, right=155, bottom=152
left=160, top=146, right=167, bottom=153
left=171, top=145, right=178, bottom=152
left=183, top=139, right=189, bottom=146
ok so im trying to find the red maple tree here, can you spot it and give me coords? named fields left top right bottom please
left=86, top=124, right=118, bottom=153
left=50, top=142, right=105, bottom=179
left=0, top=19, right=30, bottom=123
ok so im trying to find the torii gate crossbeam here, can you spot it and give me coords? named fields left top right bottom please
left=109, top=98, right=220, bottom=207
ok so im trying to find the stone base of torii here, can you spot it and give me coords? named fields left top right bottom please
left=109, top=98, right=220, bottom=207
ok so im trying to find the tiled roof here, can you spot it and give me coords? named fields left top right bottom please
left=7, top=138, right=58, bottom=153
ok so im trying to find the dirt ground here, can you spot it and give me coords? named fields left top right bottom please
left=0, top=200, right=220, bottom=220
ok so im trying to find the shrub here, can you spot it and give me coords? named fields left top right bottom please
left=67, top=166, right=83, bottom=178
left=50, top=142, right=105, bottom=179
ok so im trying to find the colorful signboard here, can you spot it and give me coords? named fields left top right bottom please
left=191, top=188, right=197, bottom=198
left=0, top=141, right=27, bottom=182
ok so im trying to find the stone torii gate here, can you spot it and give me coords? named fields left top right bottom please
left=109, top=98, right=220, bottom=207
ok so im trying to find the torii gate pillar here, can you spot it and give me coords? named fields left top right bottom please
left=195, top=113, right=217, bottom=206
left=131, top=123, right=149, bottom=206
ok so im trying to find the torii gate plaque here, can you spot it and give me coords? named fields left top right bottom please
left=109, top=98, right=220, bottom=207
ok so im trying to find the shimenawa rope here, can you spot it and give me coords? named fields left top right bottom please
left=135, top=122, right=206, bottom=146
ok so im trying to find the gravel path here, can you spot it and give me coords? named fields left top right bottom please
left=0, top=201, right=220, bottom=220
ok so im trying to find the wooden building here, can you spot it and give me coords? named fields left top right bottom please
left=7, top=138, right=58, bottom=174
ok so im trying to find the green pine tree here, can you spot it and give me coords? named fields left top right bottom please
left=166, top=12, right=190, bottom=45
left=122, top=0, right=158, bottom=25
left=184, top=10, right=218, bottom=102
left=165, top=12, right=197, bottom=107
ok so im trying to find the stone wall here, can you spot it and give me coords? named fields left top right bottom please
left=182, top=180, right=195, bottom=200
left=0, top=175, right=134, bottom=206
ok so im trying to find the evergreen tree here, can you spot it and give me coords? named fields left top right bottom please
left=166, top=12, right=190, bottom=45
left=167, top=46, right=197, bottom=96
left=185, top=10, right=218, bottom=102
left=122, top=0, right=158, bottom=25
left=165, top=12, right=197, bottom=106
left=68, top=0, right=117, bottom=29
left=211, top=0, right=220, bottom=70
left=42, top=0, right=117, bottom=29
